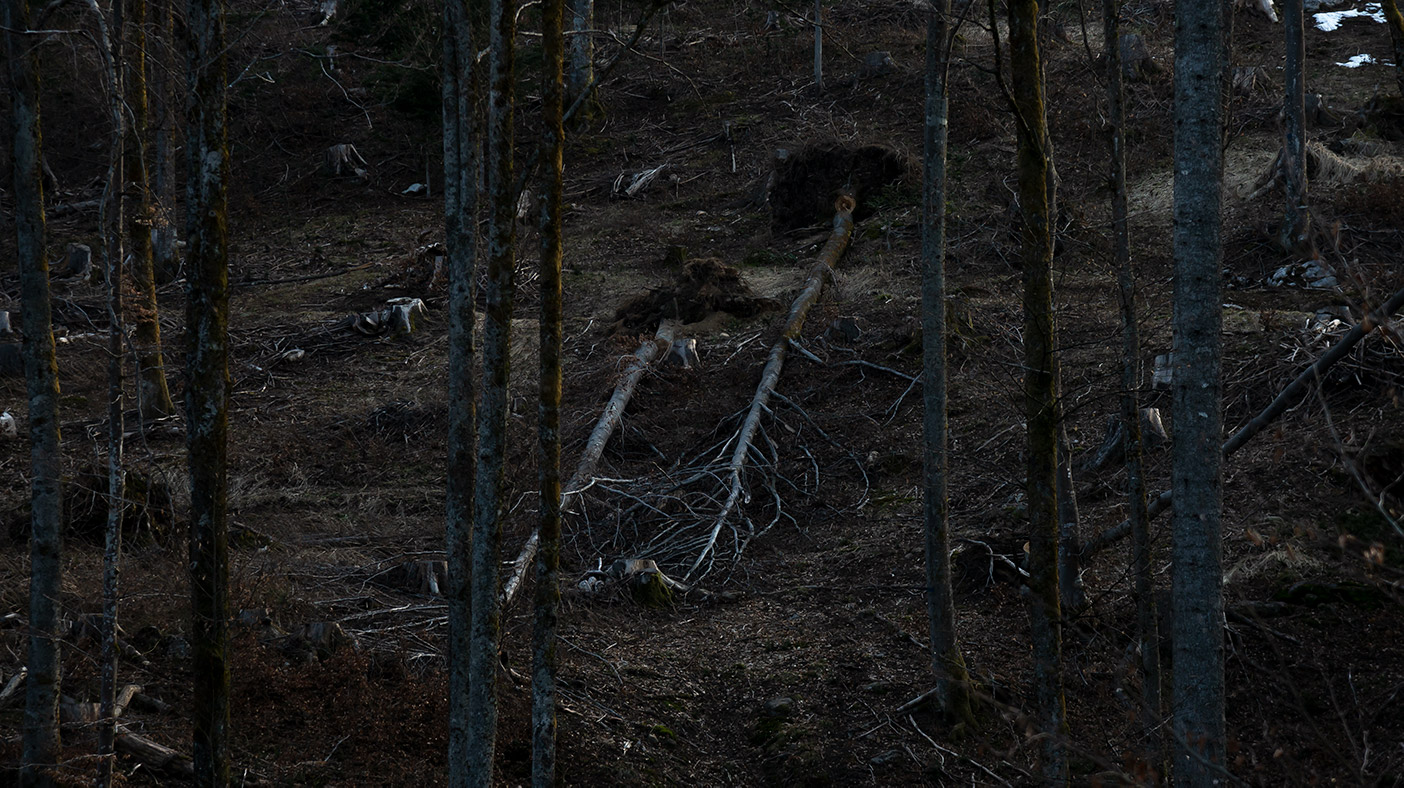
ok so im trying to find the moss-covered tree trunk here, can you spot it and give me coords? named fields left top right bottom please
left=442, top=0, right=480, bottom=783
left=468, top=0, right=516, bottom=782
left=1102, top=0, right=1161, bottom=762
left=532, top=0, right=565, bottom=782
left=1007, top=0, right=1067, bottom=779
left=920, top=0, right=976, bottom=729
left=1172, top=0, right=1228, bottom=781
left=1383, top=0, right=1404, bottom=97
left=185, top=0, right=232, bottom=780
left=124, top=0, right=176, bottom=420
left=5, top=0, right=64, bottom=783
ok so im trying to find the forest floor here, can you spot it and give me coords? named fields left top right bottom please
left=3, top=0, right=1404, bottom=784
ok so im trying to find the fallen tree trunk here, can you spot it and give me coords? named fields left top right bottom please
left=500, top=319, right=679, bottom=606
left=1083, top=284, right=1404, bottom=558
left=684, top=195, right=856, bottom=583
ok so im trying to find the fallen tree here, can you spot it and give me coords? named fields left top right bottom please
left=500, top=319, right=679, bottom=606
left=1083, top=283, right=1404, bottom=558
left=683, top=194, right=856, bottom=583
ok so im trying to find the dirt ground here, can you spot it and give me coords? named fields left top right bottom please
left=3, top=0, right=1404, bottom=784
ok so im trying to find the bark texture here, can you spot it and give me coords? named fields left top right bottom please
left=151, top=0, right=179, bottom=281
left=101, top=1, right=127, bottom=781
left=1008, top=0, right=1067, bottom=778
left=566, top=0, right=593, bottom=107
left=1383, top=0, right=1404, bottom=97
left=1172, top=0, right=1228, bottom=780
left=185, top=0, right=233, bottom=780
left=5, top=0, right=64, bottom=782
left=442, top=0, right=479, bottom=783
left=1280, top=0, right=1311, bottom=256
left=469, top=0, right=517, bottom=781
left=921, top=0, right=975, bottom=726
left=1103, top=0, right=1160, bottom=756
left=533, top=0, right=565, bottom=782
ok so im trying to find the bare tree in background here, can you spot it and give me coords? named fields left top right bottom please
left=1102, top=0, right=1160, bottom=763
left=920, top=0, right=975, bottom=729
left=566, top=0, right=593, bottom=108
left=532, top=0, right=566, bottom=782
left=1172, top=0, right=1228, bottom=780
left=151, top=0, right=180, bottom=282
left=468, top=0, right=518, bottom=781
left=124, top=0, right=177, bottom=419
left=185, top=0, right=234, bottom=779
left=1280, top=0, right=1311, bottom=257
left=97, top=0, right=126, bottom=781
left=1007, top=0, right=1067, bottom=777
left=442, top=0, right=480, bottom=781
left=5, top=0, right=64, bottom=783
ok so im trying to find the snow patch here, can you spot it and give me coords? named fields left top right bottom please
left=1313, top=3, right=1385, bottom=31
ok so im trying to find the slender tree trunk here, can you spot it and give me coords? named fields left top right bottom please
left=1055, top=428, right=1085, bottom=613
left=565, top=0, right=593, bottom=108
left=185, top=0, right=232, bottom=780
left=151, top=0, right=179, bottom=282
left=99, top=0, right=126, bottom=782
left=1280, top=0, right=1311, bottom=256
left=442, top=0, right=480, bottom=784
left=1384, top=0, right=1404, bottom=97
left=920, top=0, right=976, bottom=729
left=1007, top=0, right=1066, bottom=779
left=532, top=1, right=565, bottom=782
left=125, top=0, right=176, bottom=420
left=1102, top=0, right=1161, bottom=760
left=5, top=1, right=63, bottom=783
left=1172, top=0, right=1227, bottom=781
left=812, top=0, right=823, bottom=91
left=469, top=0, right=517, bottom=782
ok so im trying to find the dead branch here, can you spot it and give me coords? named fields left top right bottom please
left=1083, top=284, right=1404, bottom=558
left=683, top=195, right=856, bottom=583
left=500, top=320, right=679, bottom=606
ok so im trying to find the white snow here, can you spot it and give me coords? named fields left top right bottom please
left=1313, top=3, right=1385, bottom=31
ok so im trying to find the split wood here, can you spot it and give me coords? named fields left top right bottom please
left=1083, top=283, right=1404, bottom=558
left=500, top=319, right=679, bottom=606
left=683, top=195, right=856, bottom=583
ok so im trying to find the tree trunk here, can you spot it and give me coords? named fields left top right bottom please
left=100, top=0, right=127, bottom=781
left=566, top=0, right=593, bottom=110
left=685, top=197, right=854, bottom=583
left=812, top=0, right=823, bottom=91
left=185, top=0, right=233, bottom=780
left=1103, top=0, right=1161, bottom=762
left=1172, top=0, right=1228, bottom=779
left=151, top=0, right=180, bottom=282
left=442, top=0, right=480, bottom=782
left=5, top=0, right=64, bottom=783
left=1007, top=0, right=1066, bottom=778
left=1280, top=0, right=1311, bottom=256
left=532, top=0, right=565, bottom=782
left=1385, top=0, right=1404, bottom=97
left=921, top=0, right=976, bottom=729
left=470, top=0, right=517, bottom=781
left=124, top=0, right=176, bottom=420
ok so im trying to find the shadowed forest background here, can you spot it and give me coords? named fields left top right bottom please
left=3, top=0, right=1404, bottom=783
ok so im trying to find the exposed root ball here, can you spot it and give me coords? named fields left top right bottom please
left=769, top=143, right=908, bottom=231
left=614, top=258, right=777, bottom=334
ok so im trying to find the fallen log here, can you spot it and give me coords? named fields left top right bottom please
left=1083, top=284, right=1404, bottom=558
left=684, top=194, right=856, bottom=582
left=500, top=319, right=680, bottom=606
